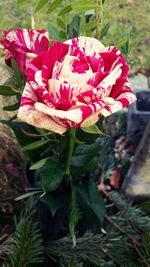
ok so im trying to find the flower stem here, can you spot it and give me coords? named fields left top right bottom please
left=65, top=128, right=76, bottom=177
left=95, top=0, right=103, bottom=39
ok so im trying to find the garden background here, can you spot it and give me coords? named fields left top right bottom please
left=0, top=0, right=150, bottom=267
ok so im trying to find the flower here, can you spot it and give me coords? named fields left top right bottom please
left=17, top=37, right=136, bottom=134
left=0, top=28, right=49, bottom=75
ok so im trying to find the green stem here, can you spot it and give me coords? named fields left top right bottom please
left=95, top=0, right=103, bottom=39
left=65, top=128, right=76, bottom=177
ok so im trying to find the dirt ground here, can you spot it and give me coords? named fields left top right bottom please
left=0, top=72, right=25, bottom=229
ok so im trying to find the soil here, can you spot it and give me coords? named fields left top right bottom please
left=0, top=71, right=26, bottom=238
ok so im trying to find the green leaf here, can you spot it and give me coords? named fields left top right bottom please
left=74, top=143, right=99, bottom=155
left=67, top=14, right=81, bottom=38
left=41, top=193, right=70, bottom=216
left=46, top=23, right=62, bottom=41
left=82, top=21, right=97, bottom=32
left=77, top=181, right=105, bottom=226
left=71, top=143, right=99, bottom=167
left=69, top=189, right=79, bottom=247
left=9, top=114, right=17, bottom=121
left=21, top=129, right=52, bottom=138
left=117, top=26, right=132, bottom=55
left=71, top=1, right=98, bottom=12
left=47, top=0, right=62, bottom=13
left=57, top=18, right=65, bottom=30
left=11, top=59, right=22, bottom=88
left=59, top=30, right=67, bottom=40
left=100, top=23, right=110, bottom=39
left=117, top=35, right=129, bottom=48
left=40, top=156, right=65, bottom=192
left=0, top=85, right=18, bottom=96
left=30, top=157, right=49, bottom=170
left=15, top=191, right=41, bottom=201
left=58, top=5, right=72, bottom=16
left=23, top=140, right=49, bottom=151
left=35, top=0, right=48, bottom=11
left=3, top=102, right=20, bottom=111
left=81, top=124, right=105, bottom=135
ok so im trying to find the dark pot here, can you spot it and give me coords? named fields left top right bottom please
left=25, top=162, right=70, bottom=241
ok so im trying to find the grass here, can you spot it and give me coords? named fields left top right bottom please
left=0, top=0, right=149, bottom=73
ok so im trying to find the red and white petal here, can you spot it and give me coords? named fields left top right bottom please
left=42, top=42, right=69, bottom=83
left=65, top=37, right=106, bottom=57
left=100, top=64, right=123, bottom=96
left=48, top=79, right=93, bottom=102
left=100, top=92, right=137, bottom=117
left=56, top=55, right=93, bottom=84
left=5, top=29, right=49, bottom=52
left=35, top=102, right=83, bottom=124
left=35, top=99, right=105, bottom=125
left=18, top=106, right=67, bottom=134
left=18, top=83, right=66, bottom=134
left=80, top=110, right=102, bottom=127
left=80, top=97, right=115, bottom=127
left=26, top=51, right=46, bottom=82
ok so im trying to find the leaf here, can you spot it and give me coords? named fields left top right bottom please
left=9, top=114, right=17, bottom=121
left=0, top=85, right=18, bottom=96
left=67, top=14, right=81, bottom=39
left=21, top=129, right=52, bottom=138
left=35, top=0, right=48, bottom=11
left=81, top=124, right=106, bottom=135
left=117, top=26, right=132, bottom=56
left=15, top=191, right=41, bottom=201
left=82, top=21, right=97, bottom=32
left=30, top=157, right=49, bottom=170
left=3, top=102, right=20, bottom=111
left=47, top=0, right=62, bottom=13
left=71, top=143, right=99, bottom=167
left=71, top=1, right=98, bottom=12
left=57, top=18, right=65, bottom=30
left=23, top=140, right=49, bottom=151
left=74, top=143, right=99, bottom=155
left=117, top=35, right=129, bottom=48
left=100, top=23, right=110, bottom=39
left=59, top=30, right=67, bottom=40
left=76, top=181, right=105, bottom=226
left=11, top=59, right=22, bottom=88
left=40, top=156, right=65, bottom=192
left=0, top=63, right=15, bottom=80
left=69, top=189, right=79, bottom=247
left=58, top=5, right=72, bottom=16
left=46, top=23, right=62, bottom=41
left=41, top=193, right=70, bottom=216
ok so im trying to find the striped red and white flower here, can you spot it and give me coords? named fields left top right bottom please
left=17, top=37, right=136, bottom=134
left=0, top=28, right=49, bottom=75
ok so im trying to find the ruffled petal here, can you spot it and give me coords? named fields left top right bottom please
left=35, top=98, right=105, bottom=125
left=65, top=37, right=106, bottom=57
left=17, top=83, right=67, bottom=134
left=42, top=42, right=70, bottom=83
left=100, top=89, right=137, bottom=117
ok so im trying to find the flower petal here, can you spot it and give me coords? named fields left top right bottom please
left=18, top=83, right=67, bottom=134
left=65, top=37, right=106, bottom=57
left=42, top=42, right=69, bottom=84
left=100, top=91, right=137, bottom=117
left=35, top=98, right=105, bottom=125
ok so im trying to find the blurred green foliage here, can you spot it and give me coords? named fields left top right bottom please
left=0, top=0, right=149, bottom=72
